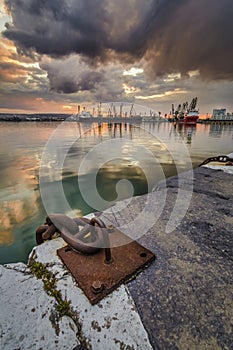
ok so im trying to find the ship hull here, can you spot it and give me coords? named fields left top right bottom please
left=77, top=116, right=142, bottom=123
left=177, top=110, right=199, bottom=124
left=177, top=116, right=199, bottom=124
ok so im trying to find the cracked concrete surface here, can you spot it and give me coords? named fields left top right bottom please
left=0, top=236, right=153, bottom=350
left=0, top=263, right=79, bottom=349
left=101, top=167, right=233, bottom=349
left=0, top=166, right=232, bottom=349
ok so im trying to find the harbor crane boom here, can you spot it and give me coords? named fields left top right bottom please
left=188, top=97, right=198, bottom=112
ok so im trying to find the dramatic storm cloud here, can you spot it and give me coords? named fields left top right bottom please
left=40, top=55, right=125, bottom=101
left=1, top=0, right=233, bottom=114
left=143, top=0, right=233, bottom=80
left=3, top=0, right=151, bottom=59
left=3, top=0, right=233, bottom=81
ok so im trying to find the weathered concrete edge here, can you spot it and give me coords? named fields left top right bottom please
left=1, top=156, right=233, bottom=350
left=0, top=213, right=153, bottom=350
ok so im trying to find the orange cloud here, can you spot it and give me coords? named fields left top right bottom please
left=0, top=37, right=32, bottom=83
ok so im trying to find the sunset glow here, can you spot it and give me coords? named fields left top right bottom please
left=0, top=1, right=233, bottom=115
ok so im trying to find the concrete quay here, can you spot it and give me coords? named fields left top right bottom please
left=109, top=166, right=233, bottom=349
left=0, top=165, right=232, bottom=349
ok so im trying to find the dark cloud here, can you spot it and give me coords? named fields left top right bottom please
left=3, top=0, right=153, bottom=61
left=143, top=0, right=233, bottom=80
left=42, top=63, right=104, bottom=94
left=2, top=0, right=233, bottom=85
left=40, top=56, right=104, bottom=93
left=40, top=55, right=126, bottom=100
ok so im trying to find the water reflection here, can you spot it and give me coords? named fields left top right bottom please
left=0, top=121, right=232, bottom=264
left=59, top=122, right=170, bottom=213
left=209, top=123, right=233, bottom=137
left=173, top=123, right=196, bottom=145
left=0, top=152, right=40, bottom=241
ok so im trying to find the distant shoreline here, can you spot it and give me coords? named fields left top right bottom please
left=1, top=113, right=233, bottom=124
left=0, top=113, right=70, bottom=122
left=0, top=114, right=143, bottom=123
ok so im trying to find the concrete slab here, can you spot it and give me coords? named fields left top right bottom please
left=100, top=167, right=233, bottom=349
left=0, top=263, right=79, bottom=350
left=1, top=166, right=232, bottom=349
left=29, top=239, right=153, bottom=350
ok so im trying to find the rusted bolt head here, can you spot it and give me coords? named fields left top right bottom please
left=91, top=281, right=104, bottom=294
left=107, top=225, right=115, bottom=233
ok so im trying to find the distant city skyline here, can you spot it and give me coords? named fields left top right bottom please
left=0, top=0, right=233, bottom=115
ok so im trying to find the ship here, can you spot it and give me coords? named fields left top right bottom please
left=172, top=97, right=199, bottom=124
left=77, top=110, right=93, bottom=121
left=74, top=103, right=143, bottom=123
left=142, top=111, right=166, bottom=122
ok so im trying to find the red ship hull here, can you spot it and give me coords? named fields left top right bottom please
left=177, top=116, right=199, bottom=124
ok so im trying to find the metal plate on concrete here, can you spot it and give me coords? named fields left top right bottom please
left=57, top=230, right=155, bottom=304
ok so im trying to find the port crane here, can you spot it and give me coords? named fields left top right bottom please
left=173, top=97, right=198, bottom=118
left=174, top=103, right=182, bottom=118
left=171, top=97, right=199, bottom=124
left=187, top=97, right=198, bottom=112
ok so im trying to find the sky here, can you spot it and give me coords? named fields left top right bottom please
left=0, top=0, right=233, bottom=115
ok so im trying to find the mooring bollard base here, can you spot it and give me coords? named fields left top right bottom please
left=57, top=229, right=155, bottom=305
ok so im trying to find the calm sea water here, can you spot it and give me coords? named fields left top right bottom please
left=0, top=121, right=232, bottom=264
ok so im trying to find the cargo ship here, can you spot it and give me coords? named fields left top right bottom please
left=75, top=103, right=143, bottom=122
left=172, top=97, right=199, bottom=124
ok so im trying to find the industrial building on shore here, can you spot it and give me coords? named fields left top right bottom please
left=212, top=108, right=233, bottom=120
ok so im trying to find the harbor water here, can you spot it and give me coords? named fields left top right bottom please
left=0, top=121, right=232, bottom=264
